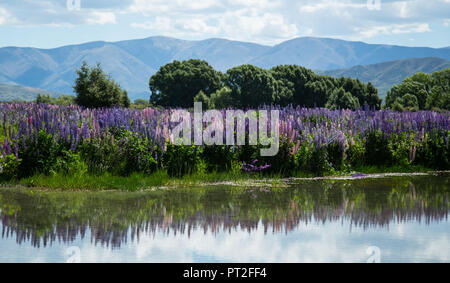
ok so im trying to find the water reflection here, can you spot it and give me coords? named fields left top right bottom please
left=0, top=175, right=448, bottom=249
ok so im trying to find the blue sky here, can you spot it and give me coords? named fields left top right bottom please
left=0, top=0, right=449, bottom=48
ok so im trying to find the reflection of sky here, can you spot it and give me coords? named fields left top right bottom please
left=0, top=219, right=448, bottom=263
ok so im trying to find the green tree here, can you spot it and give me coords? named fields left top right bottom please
left=401, top=93, right=419, bottom=111
left=208, top=87, right=233, bottom=109
left=193, top=90, right=210, bottom=108
left=74, top=62, right=130, bottom=109
left=326, top=87, right=360, bottom=110
left=337, top=77, right=381, bottom=109
left=271, top=65, right=326, bottom=107
left=55, top=95, right=75, bottom=106
left=132, top=99, right=149, bottom=108
left=385, top=71, right=436, bottom=111
left=35, top=94, right=55, bottom=104
left=426, top=69, right=450, bottom=110
left=35, top=94, right=75, bottom=106
left=149, top=59, right=222, bottom=108
left=225, top=65, right=279, bottom=108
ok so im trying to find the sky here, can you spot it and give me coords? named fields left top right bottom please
left=0, top=0, right=449, bottom=49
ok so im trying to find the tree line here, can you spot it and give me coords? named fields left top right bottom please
left=31, top=61, right=448, bottom=112
left=149, top=59, right=382, bottom=110
left=385, top=68, right=449, bottom=111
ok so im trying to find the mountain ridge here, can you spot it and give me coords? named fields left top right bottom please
left=1, top=36, right=450, bottom=100
left=321, top=57, right=450, bottom=99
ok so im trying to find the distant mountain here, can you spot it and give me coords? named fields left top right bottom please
left=1, top=36, right=450, bottom=100
left=321, top=57, right=450, bottom=99
left=0, top=83, right=63, bottom=102
left=249, top=37, right=450, bottom=70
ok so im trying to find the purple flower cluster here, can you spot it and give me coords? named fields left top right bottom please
left=0, top=103, right=171, bottom=156
left=0, top=103, right=449, bottom=161
left=242, top=160, right=271, bottom=173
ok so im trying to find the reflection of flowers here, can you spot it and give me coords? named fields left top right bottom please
left=0, top=176, right=448, bottom=249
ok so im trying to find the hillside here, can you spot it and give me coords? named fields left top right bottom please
left=1, top=36, right=449, bottom=100
left=249, top=37, right=450, bottom=70
left=321, top=57, right=450, bottom=99
left=0, top=83, right=62, bottom=102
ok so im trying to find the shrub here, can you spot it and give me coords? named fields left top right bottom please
left=327, top=142, right=345, bottom=171
left=0, top=154, right=21, bottom=181
left=114, top=130, right=158, bottom=176
left=163, top=145, right=203, bottom=177
left=18, top=130, right=66, bottom=177
left=52, top=150, right=87, bottom=176
left=364, top=130, right=392, bottom=166
left=79, top=134, right=119, bottom=175
left=201, top=145, right=235, bottom=172
left=308, top=147, right=329, bottom=175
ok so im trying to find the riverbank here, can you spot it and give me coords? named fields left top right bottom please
left=1, top=165, right=447, bottom=191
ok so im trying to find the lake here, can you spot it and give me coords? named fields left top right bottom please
left=0, top=174, right=449, bottom=263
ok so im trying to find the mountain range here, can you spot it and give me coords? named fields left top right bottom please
left=0, top=36, right=449, bottom=100
left=321, top=57, right=450, bottom=99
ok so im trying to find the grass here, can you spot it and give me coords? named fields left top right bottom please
left=0, top=164, right=437, bottom=192
left=15, top=170, right=284, bottom=191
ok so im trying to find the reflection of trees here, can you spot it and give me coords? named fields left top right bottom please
left=0, top=176, right=448, bottom=249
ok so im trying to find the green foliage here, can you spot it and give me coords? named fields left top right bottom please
left=271, top=65, right=327, bottom=107
left=364, top=130, right=392, bottom=166
left=308, top=147, right=330, bottom=175
left=74, top=61, right=130, bottom=109
left=326, top=87, right=360, bottom=110
left=208, top=87, right=233, bottom=109
left=149, top=59, right=222, bottom=108
left=347, top=139, right=365, bottom=168
left=225, top=64, right=279, bottom=108
left=336, top=78, right=381, bottom=109
left=149, top=60, right=381, bottom=110
left=131, top=99, right=151, bottom=109
left=114, top=130, right=158, bottom=176
left=79, top=132, right=119, bottom=175
left=386, top=68, right=450, bottom=111
left=36, top=94, right=75, bottom=106
left=426, top=69, right=450, bottom=111
left=259, top=141, right=296, bottom=175
left=201, top=145, right=235, bottom=172
left=230, top=160, right=244, bottom=177
left=163, top=144, right=203, bottom=177
left=400, top=93, right=419, bottom=111
left=0, top=154, right=21, bottom=181
left=389, top=133, right=416, bottom=166
left=52, top=150, right=87, bottom=176
left=193, top=90, right=210, bottom=108
left=79, top=128, right=158, bottom=176
left=17, top=130, right=67, bottom=177
left=36, top=94, right=54, bottom=104
left=327, top=143, right=345, bottom=170
left=415, top=131, right=449, bottom=169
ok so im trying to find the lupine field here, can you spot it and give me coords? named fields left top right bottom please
left=0, top=102, right=449, bottom=181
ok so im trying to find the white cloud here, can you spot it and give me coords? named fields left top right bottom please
left=0, top=6, right=14, bottom=25
left=86, top=11, right=116, bottom=25
left=358, top=23, right=431, bottom=38
left=0, top=0, right=449, bottom=45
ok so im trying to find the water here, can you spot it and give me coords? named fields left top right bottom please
left=0, top=175, right=449, bottom=263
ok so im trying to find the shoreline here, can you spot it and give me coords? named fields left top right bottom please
left=1, top=170, right=448, bottom=192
